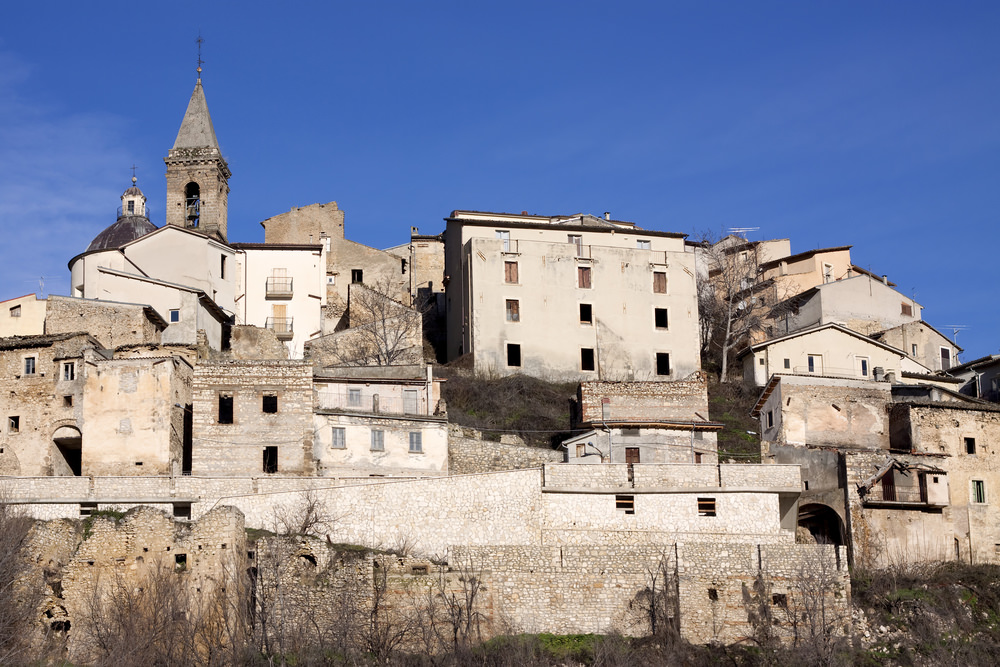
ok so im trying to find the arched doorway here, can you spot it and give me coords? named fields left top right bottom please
left=52, top=425, right=82, bottom=476
left=797, top=503, right=845, bottom=546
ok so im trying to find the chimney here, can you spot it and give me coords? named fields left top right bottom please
left=885, top=370, right=896, bottom=384
left=873, top=367, right=885, bottom=382
left=882, top=275, right=889, bottom=284
left=604, top=212, right=611, bottom=220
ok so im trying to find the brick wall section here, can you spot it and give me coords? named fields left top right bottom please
left=192, top=360, right=314, bottom=476
left=448, top=425, right=563, bottom=474
left=578, top=372, right=711, bottom=423
left=45, top=296, right=163, bottom=348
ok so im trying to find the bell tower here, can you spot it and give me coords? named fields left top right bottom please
left=164, top=57, right=230, bottom=242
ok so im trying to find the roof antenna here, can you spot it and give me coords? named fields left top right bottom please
left=196, top=32, right=204, bottom=82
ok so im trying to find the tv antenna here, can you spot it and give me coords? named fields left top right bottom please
left=943, top=325, right=969, bottom=345
left=25, top=276, right=47, bottom=297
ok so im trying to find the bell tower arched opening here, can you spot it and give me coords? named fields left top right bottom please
left=185, top=182, right=201, bottom=227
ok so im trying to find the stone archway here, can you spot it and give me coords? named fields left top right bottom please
left=52, top=425, right=82, bottom=476
left=797, top=503, right=845, bottom=546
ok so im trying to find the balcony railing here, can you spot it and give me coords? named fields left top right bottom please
left=266, top=277, right=294, bottom=299
left=118, top=205, right=152, bottom=220
left=316, top=389, right=429, bottom=416
left=265, top=317, right=294, bottom=340
left=863, top=484, right=944, bottom=507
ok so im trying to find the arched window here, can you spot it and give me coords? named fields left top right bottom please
left=184, top=182, right=201, bottom=227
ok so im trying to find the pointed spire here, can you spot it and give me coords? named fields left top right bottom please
left=171, top=79, right=220, bottom=150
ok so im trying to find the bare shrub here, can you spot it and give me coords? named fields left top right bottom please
left=0, top=499, right=41, bottom=664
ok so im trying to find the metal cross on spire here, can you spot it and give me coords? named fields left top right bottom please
left=196, top=32, right=204, bottom=80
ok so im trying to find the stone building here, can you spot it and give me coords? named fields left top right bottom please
left=563, top=372, right=722, bottom=464
left=873, top=320, right=962, bottom=372
left=442, top=210, right=700, bottom=381
left=754, top=373, right=1000, bottom=566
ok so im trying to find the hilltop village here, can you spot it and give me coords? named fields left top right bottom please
left=2, top=74, right=999, bottom=661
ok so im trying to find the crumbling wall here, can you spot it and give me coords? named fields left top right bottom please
left=447, top=426, right=563, bottom=474
left=45, top=296, right=163, bottom=349
left=578, top=372, right=711, bottom=423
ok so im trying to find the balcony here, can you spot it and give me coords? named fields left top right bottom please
left=862, top=481, right=947, bottom=508
left=265, top=317, right=294, bottom=341
left=266, top=277, right=294, bottom=299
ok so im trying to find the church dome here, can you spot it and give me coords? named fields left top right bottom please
left=86, top=216, right=158, bottom=252
left=85, top=178, right=158, bottom=251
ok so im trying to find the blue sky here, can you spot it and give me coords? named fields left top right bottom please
left=0, top=2, right=997, bottom=359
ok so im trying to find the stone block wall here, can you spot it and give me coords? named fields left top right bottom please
left=45, top=296, right=163, bottom=348
left=192, top=360, right=314, bottom=476
left=448, top=426, right=563, bottom=474
left=578, top=372, right=711, bottom=423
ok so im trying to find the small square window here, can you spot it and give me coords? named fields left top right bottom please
left=656, top=353, right=670, bottom=376
left=23, top=357, right=36, bottom=375
left=759, top=357, right=765, bottom=365
left=636, top=239, right=651, bottom=250
left=504, top=261, right=519, bottom=284
left=507, top=343, right=521, bottom=367
left=175, top=554, right=188, bottom=569
left=653, top=271, right=667, bottom=294
left=972, top=480, right=986, bottom=504
left=698, top=497, right=716, bottom=517
left=174, top=504, right=192, bottom=520
left=218, top=394, right=234, bottom=424
left=577, top=266, right=592, bottom=289
left=966, top=437, right=976, bottom=455
left=169, top=310, right=180, bottom=323
left=9, top=305, right=21, bottom=318
left=262, top=394, right=278, bottom=413
left=505, top=299, right=520, bottom=322
left=579, top=303, right=593, bottom=324
left=901, top=302, right=913, bottom=316
left=772, top=593, right=788, bottom=608
left=581, top=348, right=595, bottom=372
left=615, top=495, right=635, bottom=514
left=8, top=416, right=19, bottom=434
left=331, top=427, right=346, bottom=449
left=351, top=269, right=364, bottom=284
left=371, top=430, right=384, bottom=451
left=62, top=362, right=75, bottom=381
left=783, top=358, right=790, bottom=369
left=654, top=308, right=668, bottom=329
left=409, top=431, right=423, bottom=453
left=63, top=396, right=73, bottom=407
left=348, top=388, right=362, bottom=407
left=708, top=588, right=719, bottom=601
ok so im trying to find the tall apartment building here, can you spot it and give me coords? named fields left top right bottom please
left=443, top=211, right=700, bottom=381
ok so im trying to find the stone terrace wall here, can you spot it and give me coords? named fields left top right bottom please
left=578, top=372, right=710, bottom=423
left=449, top=426, right=563, bottom=474
left=453, top=542, right=849, bottom=644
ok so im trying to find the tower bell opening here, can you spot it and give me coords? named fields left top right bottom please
left=185, top=182, right=201, bottom=227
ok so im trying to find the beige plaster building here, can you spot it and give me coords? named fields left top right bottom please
left=874, top=320, right=961, bottom=372
left=0, top=295, right=47, bottom=337
left=443, top=211, right=700, bottom=381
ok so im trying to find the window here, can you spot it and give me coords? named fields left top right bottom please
left=348, top=388, right=362, bottom=407
left=823, top=263, right=833, bottom=283
left=577, top=266, right=592, bottom=289
left=766, top=410, right=774, bottom=429
left=783, top=358, right=790, bottom=369
left=220, top=255, right=227, bottom=279
left=23, top=357, right=35, bottom=376
left=331, top=427, right=346, bottom=449
left=698, top=497, right=717, bottom=517
left=262, top=447, right=278, bottom=474
left=506, top=343, right=521, bottom=367
left=772, top=593, right=788, bottom=608
left=62, top=362, right=75, bottom=381
left=505, top=299, right=520, bottom=322
left=169, top=310, right=180, bottom=323
left=8, top=416, right=19, bottom=434
left=262, top=394, right=278, bottom=413
left=173, top=504, right=191, bottom=520
left=579, top=303, right=593, bottom=324
left=371, top=430, right=384, bottom=451
left=63, top=396, right=73, bottom=407
left=911, top=344, right=918, bottom=356
left=409, top=431, right=423, bottom=453
left=504, top=261, right=519, bottom=284
left=568, top=234, right=583, bottom=254
left=615, top=495, right=635, bottom=515
left=218, top=394, right=234, bottom=424
left=175, top=553, right=188, bottom=569
left=581, top=348, right=595, bottom=372
left=656, top=353, right=670, bottom=376
left=351, top=269, right=363, bottom=284
left=695, top=452, right=703, bottom=464
left=9, top=305, right=20, bottom=318
left=758, top=358, right=765, bottom=366
left=807, top=355, right=821, bottom=374
left=901, top=302, right=913, bottom=317
left=940, top=348, right=952, bottom=371
left=972, top=480, right=986, bottom=504
left=965, top=437, right=977, bottom=455
left=654, top=308, right=668, bottom=329
left=622, top=428, right=640, bottom=437
left=636, top=239, right=651, bottom=250
left=576, top=444, right=585, bottom=458
left=184, top=182, right=200, bottom=226
left=496, top=230, right=510, bottom=252
left=653, top=271, right=667, bottom=294
left=708, top=588, right=719, bottom=601
left=859, top=358, right=869, bottom=377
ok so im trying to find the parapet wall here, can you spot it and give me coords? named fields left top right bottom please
left=448, top=426, right=563, bottom=474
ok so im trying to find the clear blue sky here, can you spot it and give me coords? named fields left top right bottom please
left=1, top=1, right=996, bottom=360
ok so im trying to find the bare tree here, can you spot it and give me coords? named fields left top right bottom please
left=0, top=499, right=41, bottom=665
left=697, top=234, right=771, bottom=381
left=627, top=548, right=681, bottom=642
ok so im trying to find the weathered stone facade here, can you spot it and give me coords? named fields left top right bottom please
left=448, top=426, right=563, bottom=474
left=44, top=295, right=165, bottom=349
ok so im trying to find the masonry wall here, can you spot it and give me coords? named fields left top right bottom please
left=45, top=296, right=163, bottom=348
left=448, top=426, right=563, bottom=474
left=578, top=373, right=711, bottom=422
left=192, top=360, right=314, bottom=476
